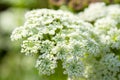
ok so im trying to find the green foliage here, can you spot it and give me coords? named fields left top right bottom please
left=1, top=0, right=49, bottom=9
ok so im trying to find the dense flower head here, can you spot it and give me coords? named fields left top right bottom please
left=11, top=2, right=120, bottom=80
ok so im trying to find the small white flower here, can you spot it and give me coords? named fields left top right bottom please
left=21, top=38, right=41, bottom=56
left=11, top=26, right=28, bottom=41
left=40, top=40, right=54, bottom=54
left=35, top=54, right=57, bottom=75
left=63, top=57, right=84, bottom=78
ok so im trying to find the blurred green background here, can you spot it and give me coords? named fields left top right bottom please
left=0, top=0, right=120, bottom=80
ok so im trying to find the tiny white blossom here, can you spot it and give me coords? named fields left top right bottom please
left=11, top=26, right=28, bottom=41
left=35, top=54, right=57, bottom=75
left=63, top=57, right=84, bottom=78
left=21, top=38, right=41, bottom=56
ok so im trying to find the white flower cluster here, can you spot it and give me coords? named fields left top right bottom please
left=11, top=2, right=120, bottom=80
left=78, top=2, right=107, bottom=22
left=83, top=53, right=120, bottom=80
left=78, top=2, right=120, bottom=23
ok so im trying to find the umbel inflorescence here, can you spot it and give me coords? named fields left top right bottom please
left=11, top=2, right=120, bottom=80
